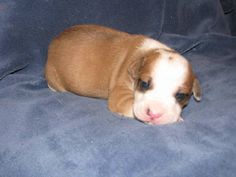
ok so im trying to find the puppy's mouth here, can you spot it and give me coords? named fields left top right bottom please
left=134, top=112, right=183, bottom=125
left=132, top=100, right=183, bottom=125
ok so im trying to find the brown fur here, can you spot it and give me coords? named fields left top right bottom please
left=45, top=24, right=152, bottom=116
left=46, top=25, right=143, bottom=97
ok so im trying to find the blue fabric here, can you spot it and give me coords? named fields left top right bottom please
left=0, top=0, right=236, bottom=177
left=0, top=1, right=29, bottom=79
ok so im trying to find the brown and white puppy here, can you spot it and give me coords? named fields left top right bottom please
left=45, top=24, right=201, bottom=125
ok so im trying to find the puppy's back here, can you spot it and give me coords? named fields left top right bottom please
left=45, top=25, right=140, bottom=98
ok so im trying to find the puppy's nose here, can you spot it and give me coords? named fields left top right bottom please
left=147, top=109, right=162, bottom=119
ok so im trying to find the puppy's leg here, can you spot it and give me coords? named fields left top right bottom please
left=108, top=86, right=134, bottom=118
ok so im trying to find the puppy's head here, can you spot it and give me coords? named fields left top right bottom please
left=128, top=49, right=201, bottom=125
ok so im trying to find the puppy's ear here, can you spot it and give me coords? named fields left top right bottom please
left=128, top=58, right=144, bottom=80
left=192, top=77, right=201, bottom=101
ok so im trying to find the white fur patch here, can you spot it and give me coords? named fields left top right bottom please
left=133, top=49, right=190, bottom=125
left=48, top=84, right=57, bottom=92
left=138, top=38, right=171, bottom=52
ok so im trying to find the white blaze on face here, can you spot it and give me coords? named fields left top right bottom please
left=133, top=51, right=190, bottom=125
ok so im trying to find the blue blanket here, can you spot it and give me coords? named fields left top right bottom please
left=1, top=0, right=236, bottom=177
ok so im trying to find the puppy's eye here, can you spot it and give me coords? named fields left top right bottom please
left=139, top=80, right=150, bottom=90
left=175, top=92, right=189, bottom=102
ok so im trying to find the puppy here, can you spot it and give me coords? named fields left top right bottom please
left=45, top=24, right=201, bottom=125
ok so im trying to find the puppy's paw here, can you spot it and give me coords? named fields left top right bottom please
left=108, top=104, right=134, bottom=119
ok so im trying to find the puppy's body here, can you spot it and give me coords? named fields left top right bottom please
left=45, top=24, right=201, bottom=125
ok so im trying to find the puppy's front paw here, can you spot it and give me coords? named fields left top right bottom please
left=108, top=86, right=135, bottom=118
left=108, top=104, right=134, bottom=118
